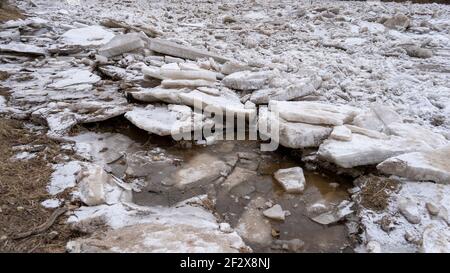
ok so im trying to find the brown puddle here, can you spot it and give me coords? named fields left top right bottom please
left=74, top=117, right=353, bottom=252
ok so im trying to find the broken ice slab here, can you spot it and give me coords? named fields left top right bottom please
left=258, top=106, right=332, bottom=149
left=67, top=220, right=248, bottom=253
left=377, top=146, right=450, bottom=184
left=100, top=18, right=162, bottom=38
left=269, top=100, right=360, bottom=126
left=47, top=68, right=101, bottom=89
left=370, top=103, right=402, bottom=127
left=311, top=200, right=354, bottom=225
left=221, top=60, right=250, bottom=75
left=250, top=76, right=321, bottom=104
left=143, top=62, right=218, bottom=82
left=236, top=197, right=272, bottom=246
left=161, top=79, right=215, bottom=89
left=263, top=204, right=285, bottom=221
left=124, top=104, right=206, bottom=136
left=48, top=161, right=82, bottom=195
left=163, top=153, right=230, bottom=189
left=31, top=100, right=130, bottom=136
left=330, top=125, right=352, bottom=141
left=148, top=38, right=229, bottom=63
left=352, top=109, right=386, bottom=132
left=179, top=89, right=255, bottom=116
left=160, top=68, right=217, bottom=81
left=222, top=70, right=273, bottom=91
left=273, top=167, right=306, bottom=193
left=77, top=164, right=132, bottom=206
left=66, top=200, right=249, bottom=253
left=221, top=167, right=257, bottom=193
left=128, top=86, right=188, bottom=104
left=60, top=26, right=114, bottom=47
left=345, top=124, right=389, bottom=139
left=386, top=122, right=449, bottom=149
left=318, top=133, right=433, bottom=168
left=0, top=42, right=46, bottom=56
left=0, top=17, right=48, bottom=29
left=98, top=33, right=147, bottom=58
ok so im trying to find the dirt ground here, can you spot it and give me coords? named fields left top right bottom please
left=0, top=118, right=82, bottom=253
left=354, top=175, right=399, bottom=212
left=0, top=1, right=25, bottom=23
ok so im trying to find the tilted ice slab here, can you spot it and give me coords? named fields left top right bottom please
left=258, top=107, right=332, bottom=149
left=66, top=198, right=249, bottom=253
left=269, top=101, right=360, bottom=126
left=0, top=42, right=46, bottom=56
left=31, top=100, right=130, bottom=135
left=128, top=86, right=188, bottom=104
left=222, top=70, right=274, bottom=91
left=318, top=133, right=433, bottom=168
left=60, top=26, right=114, bottom=47
left=386, top=122, right=449, bottom=149
left=377, top=146, right=450, bottom=184
left=99, top=32, right=146, bottom=57
left=148, top=38, right=229, bottom=63
left=47, top=68, right=101, bottom=89
left=124, top=104, right=206, bottom=136
left=179, top=89, right=255, bottom=116
left=250, top=76, right=321, bottom=104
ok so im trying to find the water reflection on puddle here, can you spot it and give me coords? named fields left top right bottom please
left=71, top=118, right=353, bottom=252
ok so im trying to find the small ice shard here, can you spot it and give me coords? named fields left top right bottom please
left=41, top=199, right=62, bottom=209
left=311, top=200, right=354, bottom=225
left=273, top=167, right=306, bottom=193
left=397, top=197, right=421, bottom=224
left=263, top=204, right=285, bottom=221
left=330, top=125, right=352, bottom=141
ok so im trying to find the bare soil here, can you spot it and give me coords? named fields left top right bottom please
left=0, top=2, right=25, bottom=23
left=0, top=118, right=81, bottom=253
left=355, top=175, right=399, bottom=212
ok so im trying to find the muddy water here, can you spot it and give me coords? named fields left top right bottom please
left=74, top=117, right=353, bottom=252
